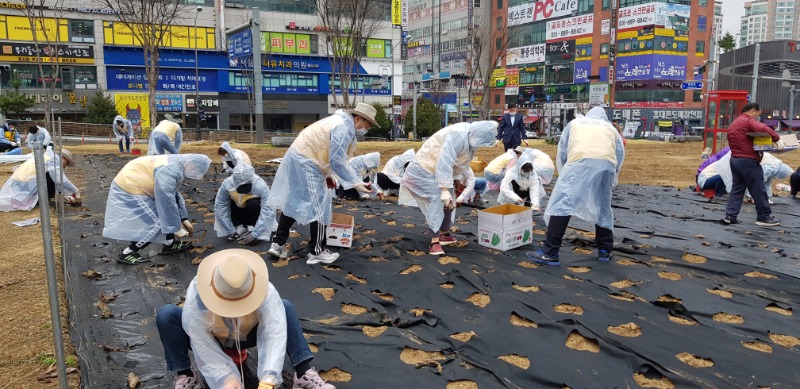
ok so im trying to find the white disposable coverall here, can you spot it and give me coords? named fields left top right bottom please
left=498, top=149, right=546, bottom=210
left=112, top=115, right=134, bottom=140
left=267, top=110, right=361, bottom=225
left=344, top=152, right=380, bottom=197
left=715, top=152, right=794, bottom=197
left=182, top=279, right=286, bottom=388
left=378, top=148, right=415, bottom=191
left=214, top=164, right=276, bottom=240
left=220, top=141, right=252, bottom=172
left=0, top=150, right=78, bottom=211
left=401, top=121, right=498, bottom=231
left=483, top=149, right=517, bottom=186
left=544, top=107, right=625, bottom=230
left=102, top=154, right=211, bottom=244
left=26, top=126, right=52, bottom=148
left=147, top=120, right=183, bottom=155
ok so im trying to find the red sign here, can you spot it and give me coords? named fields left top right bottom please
left=614, top=101, right=685, bottom=109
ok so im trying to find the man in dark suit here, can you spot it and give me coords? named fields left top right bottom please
left=496, top=104, right=528, bottom=151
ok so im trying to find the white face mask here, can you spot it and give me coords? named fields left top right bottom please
left=357, top=127, right=368, bottom=136
left=521, top=171, right=531, bottom=178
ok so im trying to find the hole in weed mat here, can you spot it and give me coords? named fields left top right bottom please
left=512, top=283, right=540, bottom=293
left=765, top=303, right=793, bottom=316
left=288, top=274, right=309, bottom=280
left=563, top=274, right=584, bottom=282
left=657, top=295, right=682, bottom=303
left=447, top=380, right=478, bottom=389
left=322, top=265, right=341, bottom=271
left=519, top=261, right=541, bottom=269
left=675, top=353, right=714, bottom=368
left=400, top=264, right=422, bottom=274
left=372, top=290, right=394, bottom=301
left=450, top=331, right=477, bottom=342
left=189, top=244, right=214, bottom=255
left=362, top=325, right=388, bottom=338
left=616, top=257, right=646, bottom=266
left=410, top=307, right=431, bottom=317
left=403, top=223, right=417, bottom=228
left=650, top=256, right=673, bottom=263
left=341, top=303, right=368, bottom=315
left=382, top=219, right=398, bottom=226
left=610, top=279, right=641, bottom=288
left=713, top=312, right=744, bottom=324
left=607, top=323, right=642, bottom=337
left=658, top=271, right=683, bottom=281
left=407, top=250, right=426, bottom=257
left=308, top=343, right=318, bottom=353
left=741, top=341, right=773, bottom=353
left=682, top=253, right=707, bottom=264
left=312, top=287, right=336, bottom=302
left=345, top=273, right=367, bottom=284
left=439, top=255, right=460, bottom=265
left=387, top=235, right=404, bottom=243
left=203, top=212, right=214, bottom=218
left=572, top=247, right=593, bottom=255
left=94, top=302, right=113, bottom=319
left=768, top=332, right=800, bottom=348
left=440, top=281, right=455, bottom=289
left=554, top=303, right=584, bottom=315
left=533, top=229, right=546, bottom=235
left=744, top=271, right=778, bottom=279
left=82, top=270, right=102, bottom=279
left=565, top=330, right=599, bottom=353
left=363, top=214, right=377, bottom=219
left=319, top=368, right=352, bottom=383
left=706, top=288, right=733, bottom=298
left=191, top=257, right=204, bottom=265
left=668, top=313, right=698, bottom=326
left=509, top=313, right=538, bottom=328
left=363, top=229, right=377, bottom=235
left=289, top=231, right=302, bottom=238
left=194, top=206, right=208, bottom=212
left=567, top=266, right=591, bottom=273
left=633, top=367, right=675, bottom=389
left=609, top=291, right=644, bottom=302
left=465, top=293, right=490, bottom=308
left=497, top=354, right=530, bottom=369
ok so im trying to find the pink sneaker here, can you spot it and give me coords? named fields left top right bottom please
left=174, top=373, right=203, bottom=389
left=293, top=368, right=336, bottom=389
left=438, top=233, right=457, bottom=246
left=429, top=242, right=445, bottom=255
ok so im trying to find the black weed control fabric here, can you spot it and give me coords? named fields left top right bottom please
left=64, top=155, right=800, bottom=388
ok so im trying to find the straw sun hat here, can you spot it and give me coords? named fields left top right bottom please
left=197, top=249, right=269, bottom=318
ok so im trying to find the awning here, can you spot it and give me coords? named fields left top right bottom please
left=524, top=116, right=541, bottom=123
left=780, top=119, right=800, bottom=128
left=763, top=119, right=780, bottom=127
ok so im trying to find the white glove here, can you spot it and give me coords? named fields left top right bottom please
left=175, top=228, right=189, bottom=238
left=456, top=194, right=467, bottom=204
left=354, top=182, right=372, bottom=194
left=514, top=196, right=525, bottom=204
left=493, top=140, right=501, bottom=147
left=10, top=142, right=17, bottom=147
left=776, top=140, right=786, bottom=151
left=64, top=195, right=76, bottom=204
left=440, top=189, right=453, bottom=209
left=182, top=220, right=194, bottom=236
left=74, top=192, right=81, bottom=199
left=531, top=205, right=541, bottom=212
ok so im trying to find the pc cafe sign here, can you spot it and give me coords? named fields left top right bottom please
left=507, top=0, right=578, bottom=26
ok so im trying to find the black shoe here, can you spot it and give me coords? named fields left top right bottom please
left=597, top=250, right=613, bottom=262
left=117, top=252, right=150, bottom=265
left=526, top=250, right=560, bottom=266
left=755, top=216, right=780, bottom=227
left=161, top=240, right=193, bottom=255
left=721, top=216, right=739, bottom=225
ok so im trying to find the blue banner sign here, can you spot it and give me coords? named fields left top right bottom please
left=155, top=93, right=183, bottom=112
left=106, top=67, right=218, bottom=91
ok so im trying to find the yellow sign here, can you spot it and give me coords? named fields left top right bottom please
left=658, top=121, right=673, bottom=127
left=392, top=0, right=402, bottom=25
left=0, top=16, right=69, bottom=42
left=576, top=37, right=592, bottom=45
left=115, top=93, right=150, bottom=130
left=103, top=22, right=215, bottom=49
left=617, top=31, right=639, bottom=40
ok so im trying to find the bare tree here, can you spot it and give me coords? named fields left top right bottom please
left=466, top=22, right=511, bottom=119
left=427, top=79, right=451, bottom=124
left=315, top=0, right=385, bottom=109
left=96, top=0, right=187, bottom=129
left=20, top=0, right=66, bottom=129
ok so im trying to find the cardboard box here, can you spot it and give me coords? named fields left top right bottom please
left=326, top=213, right=354, bottom=248
left=751, top=133, right=799, bottom=153
left=477, top=204, right=533, bottom=251
left=478, top=224, right=534, bottom=251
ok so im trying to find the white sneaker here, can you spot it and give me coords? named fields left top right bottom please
left=174, top=372, right=203, bottom=389
left=306, top=249, right=339, bottom=265
left=293, top=367, right=335, bottom=389
left=267, top=242, right=288, bottom=259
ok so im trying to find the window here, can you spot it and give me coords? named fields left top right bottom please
left=546, top=63, right=574, bottom=85
left=494, top=94, right=500, bottom=104
left=474, top=0, right=480, bottom=8
left=577, top=0, right=593, bottom=14
left=496, top=0, right=502, bottom=9
left=696, top=40, right=705, bottom=54
left=70, top=20, right=94, bottom=43
left=693, top=90, right=702, bottom=102
left=699, top=0, right=707, bottom=5
left=496, top=16, right=502, bottom=31
left=600, top=43, right=609, bottom=55
left=72, top=66, right=98, bottom=89
left=496, top=37, right=502, bottom=50
left=602, top=0, right=610, bottom=10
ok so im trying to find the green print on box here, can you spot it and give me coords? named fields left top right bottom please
left=522, top=229, right=531, bottom=243
left=491, top=233, right=501, bottom=246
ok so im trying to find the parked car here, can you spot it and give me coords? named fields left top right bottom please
left=525, top=130, right=539, bottom=139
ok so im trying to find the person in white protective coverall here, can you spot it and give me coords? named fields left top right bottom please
left=155, top=249, right=336, bottom=389
left=266, top=103, right=377, bottom=265
left=148, top=119, right=184, bottom=155
left=401, top=121, right=498, bottom=255
left=0, top=149, right=80, bottom=211
left=529, top=107, right=625, bottom=266
left=497, top=149, right=548, bottom=212
left=103, top=154, right=211, bottom=265
left=26, top=125, right=52, bottom=150
left=483, top=146, right=524, bottom=191
left=214, top=164, right=276, bottom=245
left=711, top=152, right=794, bottom=205
left=335, top=152, right=382, bottom=200
left=218, top=141, right=251, bottom=173
left=375, top=148, right=415, bottom=196
left=113, top=115, right=134, bottom=154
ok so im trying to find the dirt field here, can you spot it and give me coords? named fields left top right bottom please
left=2, top=138, right=798, bottom=388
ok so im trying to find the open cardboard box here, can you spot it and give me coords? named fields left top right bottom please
left=326, top=213, right=355, bottom=248
left=477, top=204, right=533, bottom=251
left=750, top=133, right=799, bottom=153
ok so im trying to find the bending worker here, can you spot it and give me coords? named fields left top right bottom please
left=267, top=103, right=376, bottom=265
left=113, top=115, right=134, bottom=154
left=148, top=119, right=183, bottom=155
left=0, top=149, right=80, bottom=211
left=497, top=149, right=547, bottom=212
left=529, top=107, right=625, bottom=266
left=375, top=148, right=415, bottom=197
left=214, top=164, right=276, bottom=245
left=218, top=141, right=251, bottom=173
left=402, top=121, right=498, bottom=256
left=103, top=154, right=211, bottom=265
left=26, top=125, right=52, bottom=149
left=336, top=152, right=381, bottom=200
left=483, top=147, right=523, bottom=191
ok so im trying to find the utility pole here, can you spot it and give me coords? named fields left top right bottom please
left=413, top=57, right=417, bottom=139
left=790, top=84, right=798, bottom=129
left=751, top=42, right=759, bottom=102
left=252, top=8, right=264, bottom=143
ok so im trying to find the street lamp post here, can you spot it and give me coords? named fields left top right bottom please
left=193, top=6, right=202, bottom=138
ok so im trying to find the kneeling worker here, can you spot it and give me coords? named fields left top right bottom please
left=0, top=149, right=80, bottom=211
left=218, top=141, right=251, bottom=173
left=214, top=164, right=276, bottom=245
left=497, top=149, right=546, bottom=212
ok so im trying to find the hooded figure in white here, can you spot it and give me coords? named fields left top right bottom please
left=103, top=154, right=211, bottom=264
left=218, top=141, right=251, bottom=173
left=376, top=148, right=415, bottom=196
left=148, top=120, right=183, bottom=155
left=113, top=115, right=134, bottom=153
left=498, top=149, right=546, bottom=211
left=401, top=121, right=498, bottom=255
left=26, top=125, right=52, bottom=149
left=531, top=107, right=625, bottom=265
left=714, top=152, right=793, bottom=200
left=336, top=152, right=381, bottom=199
left=214, top=163, right=277, bottom=244
left=0, top=149, right=79, bottom=212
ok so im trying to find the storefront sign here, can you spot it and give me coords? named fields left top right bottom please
left=155, top=93, right=183, bottom=112
left=546, top=15, right=593, bottom=42
left=0, top=42, right=94, bottom=64
left=106, top=67, right=218, bottom=92
left=652, top=109, right=703, bottom=120
left=588, top=84, right=609, bottom=106
left=21, top=90, right=92, bottom=113
left=615, top=55, right=652, bottom=81
left=505, top=87, right=519, bottom=95
left=651, top=55, right=686, bottom=80
left=261, top=32, right=312, bottom=55
left=507, top=0, right=579, bottom=27
left=658, top=120, right=673, bottom=127
left=0, top=16, right=69, bottom=42
left=187, top=96, right=220, bottom=111
left=441, top=51, right=467, bottom=62
left=614, top=101, right=685, bottom=108
left=104, top=47, right=229, bottom=69
left=618, top=2, right=690, bottom=30
left=392, top=0, right=402, bottom=25
left=546, top=40, right=575, bottom=63
left=601, top=19, right=610, bottom=35
left=506, top=44, right=546, bottom=66
left=114, top=93, right=150, bottom=129
left=573, top=60, right=591, bottom=84
left=104, top=22, right=215, bottom=49
left=366, top=39, right=386, bottom=58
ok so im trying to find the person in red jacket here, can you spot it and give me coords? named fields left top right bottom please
left=722, top=103, right=784, bottom=226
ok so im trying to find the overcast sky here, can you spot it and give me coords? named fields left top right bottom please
left=720, top=0, right=745, bottom=38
